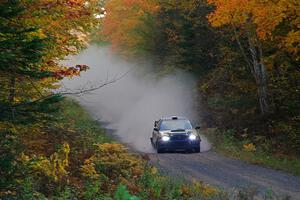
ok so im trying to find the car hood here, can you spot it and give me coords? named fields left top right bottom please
left=160, top=129, right=197, bottom=136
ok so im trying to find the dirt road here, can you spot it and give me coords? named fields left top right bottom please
left=147, top=151, right=300, bottom=199
left=104, top=125, right=300, bottom=199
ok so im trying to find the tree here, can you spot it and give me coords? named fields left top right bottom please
left=0, top=0, right=47, bottom=121
left=0, top=0, right=101, bottom=193
left=101, top=0, right=159, bottom=56
left=207, top=0, right=300, bottom=115
left=0, top=0, right=100, bottom=121
left=155, top=0, right=219, bottom=72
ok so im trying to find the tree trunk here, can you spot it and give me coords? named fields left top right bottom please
left=248, top=36, right=269, bottom=115
left=231, top=23, right=270, bottom=115
left=8, top=74, right=16, bottom=121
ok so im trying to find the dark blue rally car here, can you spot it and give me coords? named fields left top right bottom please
left=150, top=116, right=201, bottom=153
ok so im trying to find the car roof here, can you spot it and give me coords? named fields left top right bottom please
left=160, top=116, right=189, bottom=121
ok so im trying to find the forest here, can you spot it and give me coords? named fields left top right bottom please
left=0, top=0, right=299, bottom=199
left=100, top=0, right=300, bottom=155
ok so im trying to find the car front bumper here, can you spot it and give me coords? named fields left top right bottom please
left=157, top=139, right=200, bottom=151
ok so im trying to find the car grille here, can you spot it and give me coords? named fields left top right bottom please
left=170, top=134, right=188, bottom=141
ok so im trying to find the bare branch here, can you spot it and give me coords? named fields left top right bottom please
left=27, top=76, right=45, bottom=98
left=1, top=68, right=132, bottom=110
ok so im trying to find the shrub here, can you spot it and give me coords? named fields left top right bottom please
left=21, top=143, right=70, bottom=183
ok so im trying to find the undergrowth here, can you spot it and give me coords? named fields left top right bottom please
left=203, top=128, right=300, bottom=177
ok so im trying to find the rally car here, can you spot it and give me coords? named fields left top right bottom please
left=150, top=116, right=201, bottom=153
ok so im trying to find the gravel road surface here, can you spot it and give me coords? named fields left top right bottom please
left=147, top=151, right=300, bottom=199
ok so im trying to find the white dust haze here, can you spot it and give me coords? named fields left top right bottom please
left=61, top=45, right=211, bottom=153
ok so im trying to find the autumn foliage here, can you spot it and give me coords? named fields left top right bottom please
left=52, top=65, right=90, bottom=80
left=206, top=0, right=300, bottom=152
left=100, top=0, right=300, bottom=154
left=0, top=0, right=100, bottom=115
left=102, top=0, right=159, bottom=55
left=0, top=0, right=99, bottom=198
left=207, top=0, right=300, bottom=59
left=1, top=0, right=300, bottom=198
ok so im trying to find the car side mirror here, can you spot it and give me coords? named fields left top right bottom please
left=153, top=127, right=158, bottom=131
left=195, top=126, right=201, bottom=130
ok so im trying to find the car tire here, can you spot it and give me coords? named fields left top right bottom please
left=157, top=148, right=164, bottom=153
left=194, top=146, right=200, bottom=153
left=156, top=143, right=164, bottom=153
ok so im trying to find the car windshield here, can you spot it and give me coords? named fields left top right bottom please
left=160, top=119, right=192, bottom=131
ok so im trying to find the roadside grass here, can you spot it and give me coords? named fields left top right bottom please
left=59, top=98, right=112, bottom=144
left=203, top=128, right=300, bottom=177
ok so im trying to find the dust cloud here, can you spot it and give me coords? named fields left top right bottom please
left=61, top=45, right=211, bottom=153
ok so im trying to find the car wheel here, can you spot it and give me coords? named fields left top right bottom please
left=157, top=148, right=165, bottom=153
left=185, top=149, right=193, bottom=153
left=156, top=143, right=164, bottom=153
left=194, top=146, right=200, bottom=153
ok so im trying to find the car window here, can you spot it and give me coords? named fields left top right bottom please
left=159, top=120, right=192, bottom=131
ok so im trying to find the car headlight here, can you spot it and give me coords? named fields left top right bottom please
left=162, top=136, right=170, bottom=142
left=189, top=134, right=197, bottom=140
